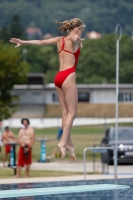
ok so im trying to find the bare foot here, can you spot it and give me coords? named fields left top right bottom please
left=67, top=146, right=76, bottom=161
left=57, top=144, right=66, bottom=160
left=14, top=175, right=20, bottom=178
left=25, top=175, right=29, bottom=178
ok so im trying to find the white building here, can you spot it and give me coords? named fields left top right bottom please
left=10, top=74, right=133, bottom=118
left=12, top=83, right=133, bottom=104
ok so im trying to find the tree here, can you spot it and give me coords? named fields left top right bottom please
left=17, top=33, right=133, bottom=84
left=77, top=34, right=133, bottom=84
left=9, top=14, right=26, bottom=38
left=0, top=41, right=30, bottom=121
left=26, top=45, right=59, bottom=82
left=0, top=14, right=26, bottom=43
left=0, top=26, right=10, bottom=43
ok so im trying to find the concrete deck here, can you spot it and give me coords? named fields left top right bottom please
left=0, top=161, right=133, bottom=184
left=1, top=174, right=133, bottom=185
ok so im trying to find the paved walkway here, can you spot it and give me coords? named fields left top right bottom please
left=1, top=161, right=133, bottom=174
left=30, top=161, right=133, bottom=174
left=1, top=161, right=133, bottom=184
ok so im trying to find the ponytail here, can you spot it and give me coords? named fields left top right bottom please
left=55, top=20, right=73, bottom=33
left=55, top=18, right=85, bottom=33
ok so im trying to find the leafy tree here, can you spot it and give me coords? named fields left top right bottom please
left=0, top=41, right=30, bottom=121
left=0, top=26, right=9, bottom=43
left=0, top=14, right=26, bottom=43
left=9, top=14, right=26, bottom=38
left=0, top=0, right=133, bottom=35
left=18, top=33, right=133, bottom=84
left=77, top=34, right=133, bottom=84
left=24, top=45, right=59, bottom=82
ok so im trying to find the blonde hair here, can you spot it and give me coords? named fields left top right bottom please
left=55, top=18, right=85, bottom=33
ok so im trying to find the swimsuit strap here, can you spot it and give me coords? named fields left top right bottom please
left=62, top=37, right=74, bottom=54
left=58, top=37, right=64, bottom=54
left=58, top=36, right=80, bottom=68
left=58, top=36, right=79, bottom=55
left=62, top=36, right=65, bottom=50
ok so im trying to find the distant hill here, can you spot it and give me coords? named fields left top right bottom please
left=0, top=0, right=133, bottom=35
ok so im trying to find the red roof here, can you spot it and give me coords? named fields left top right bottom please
left=86, top=31, right=102, bottom=39
left=25, top=28, right=43, bottom=36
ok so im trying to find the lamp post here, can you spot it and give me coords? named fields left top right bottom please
left=22, top=48, right=27, bottom=62
left=131, top=31, right=133, bottom=40
left=114, top=24, right=122, bottom=179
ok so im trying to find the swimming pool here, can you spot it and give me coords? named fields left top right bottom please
left=0, top=178, right=132, bottom=200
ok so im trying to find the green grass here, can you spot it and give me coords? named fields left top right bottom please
left=1, top=123, right=133, bottom=162
left=9, top=125, right=105, bottom=162
left=0, top=123, right=133, bottom=178
left=0, top=167, right=100, bottom=178
left=0, top=167, right=82, bottom=178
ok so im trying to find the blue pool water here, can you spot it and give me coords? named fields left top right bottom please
left=0, top=178, right=132, bottom=200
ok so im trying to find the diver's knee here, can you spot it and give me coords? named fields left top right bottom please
left=62, top=109, right=68, bottom=117
left=70, top=110, right=77, bottom=119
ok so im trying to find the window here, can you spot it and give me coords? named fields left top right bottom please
left=130, top=93, right=133, bottom=101
left=32, top=92, right=41, bottom=95
left=17, top=92, right=25, bottom=95
left=118, top=93, right=123, bottom=102
left=118, top=92, right=133, bottom=102
left=78, top=92, right=89, bottom=102
left=124, top=92, right=130, bottom=102
left=52, top=93, right=59, bottom=102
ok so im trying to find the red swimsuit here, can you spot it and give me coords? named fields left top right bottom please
left=54, top=36, right=80, bottom=88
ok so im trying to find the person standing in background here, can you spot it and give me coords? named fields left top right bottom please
left=15, top=118, right=35, bottom=178
left=0, top=128, right=2, bottom=157
left=2, top=126, right=16, bottom=167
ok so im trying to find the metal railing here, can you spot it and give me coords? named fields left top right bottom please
left=83, top=147, right=114, bottom=181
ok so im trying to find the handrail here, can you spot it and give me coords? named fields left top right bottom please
left=83, top=147, right=114, bottom=181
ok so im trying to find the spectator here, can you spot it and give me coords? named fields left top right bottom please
left=15, top=118, right=35, bottom=178
left=0, top=129, right=2, bottom=156
left=2, top=126, right=16, bottom=167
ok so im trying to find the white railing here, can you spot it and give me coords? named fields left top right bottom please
left=83, top=147, right=114, bottom=181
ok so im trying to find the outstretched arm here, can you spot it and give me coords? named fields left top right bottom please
left=9, top=37, right=60, bottom=48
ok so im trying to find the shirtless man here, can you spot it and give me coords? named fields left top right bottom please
left=2, top=126, right=16, bottom=167
left=0, top=129, right=2, bottom=157
left=15, top=118, right=35, bottom=178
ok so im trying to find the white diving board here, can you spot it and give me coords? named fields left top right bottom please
left=0, top=184, right=130, bottom=198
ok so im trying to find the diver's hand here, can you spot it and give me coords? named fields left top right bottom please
left=9, top=38, right=22, bottom=48
left=78, top=37, right=85, bottom=48
left=70, top=34, right=85, bottom=48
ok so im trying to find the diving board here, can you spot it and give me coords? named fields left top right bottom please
left=0, top=184, right=130, bottom=198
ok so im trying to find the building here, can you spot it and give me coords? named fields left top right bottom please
left=11, top=74, right=133, bottom=118
left=25, top=28, right=43, bottom=39
left=86, top=31, right=102, bottom=39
